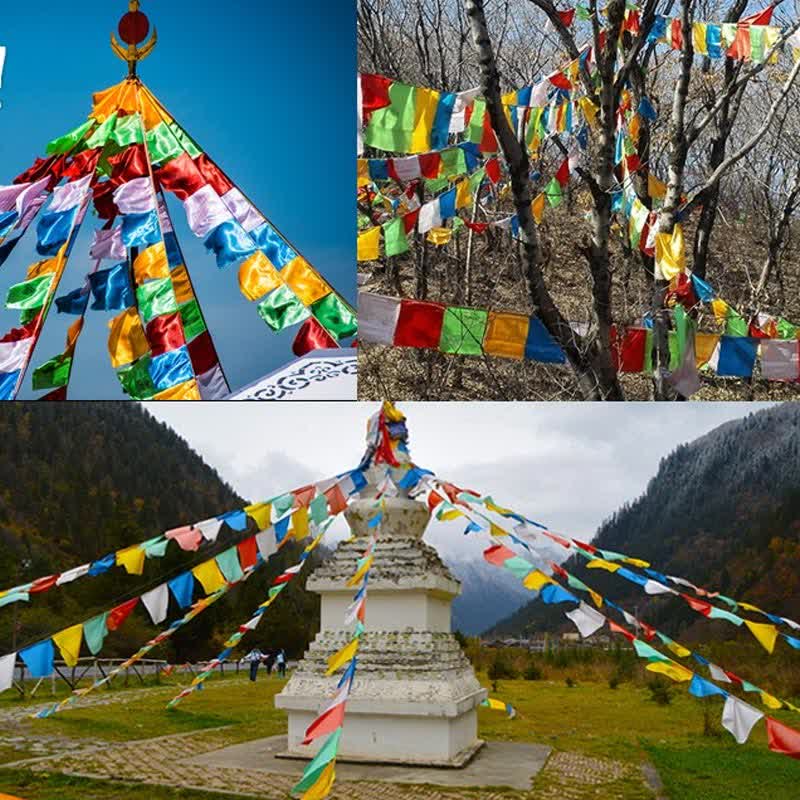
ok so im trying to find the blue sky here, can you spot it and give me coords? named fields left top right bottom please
left=1, top=0, right=354, bottom=399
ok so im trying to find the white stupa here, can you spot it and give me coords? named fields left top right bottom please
left=275, top=407, right=486, bottom=766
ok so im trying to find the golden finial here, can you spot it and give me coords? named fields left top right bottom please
left=111, top=1, right=157, bottom=78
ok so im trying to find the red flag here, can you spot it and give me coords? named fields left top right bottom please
left=187, top=331, right=219, bottom=376
left=766, top=717, right=800, bottom=759
left=14, top=155, right=65, bottom=186
left=484, top=544, right=516, bottom=566
left=418, top=153, right=442, bottom=179
left=156, top=152, right=208, bottom=200
left=194, top=154, right=234, bottom=196
left=302, top=701, right=347, bottom=745
left=360, top=74, right=393, bottom=121
left=292, top=317, right=338, bottom=357
left=548, top=71, right=572, bottom=90
left=237, top=537, right=258, bottom=571
left=682, top=594, right=712, bottom=616
left=557, top=9, right=575, bottom=27
left=29, top=576, right=59, bottom=594
left=402, top=208, right=420, bottom=234
left=38, top=387, right=68, bottom=401
left=93, top=182, right=119, bottom=221
left=555, top=158, right=570, bottom=187
left=63, top=149, right=102, bottom=181
left=146, top=312, right=187, bottom=357
left=485, top=158, right=501, bottom=184
left=465, top=221, right=489, bottom=234
left=324, top=484, right=347, bottom=515
left=109, top=145, right=150, bottom=186
left=608, top=619, right=635, bottom=641
left=1, top=320, right=38, bottom=343
left=573, top=539, right=598, bottom=554
left=427, top=490, right=444, bottom=512
left=107, top=598, right=139, bottom=631
left=741, top=7, right=774, bottom=25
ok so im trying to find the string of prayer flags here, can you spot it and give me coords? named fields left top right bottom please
left=168, top=521, right=334, bottom=708
left=291, top=507, right=381, bottom=799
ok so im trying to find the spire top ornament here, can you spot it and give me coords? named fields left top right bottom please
left=111, top=1, right=157, bottom=77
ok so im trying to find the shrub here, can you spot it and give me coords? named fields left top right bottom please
left=524, top=662, right=543, bottom=681
left=647, top=677, right=673, bottom=705
left=565, top=676, right=576, bottom=688
left=488, top=650, right=518, bottom=684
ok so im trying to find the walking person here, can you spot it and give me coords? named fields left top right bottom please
left=265, top=650, right=276, bottom=676
left=276, top=648, right=287, bottom=678
left=243, top=647, right=264, bottom=682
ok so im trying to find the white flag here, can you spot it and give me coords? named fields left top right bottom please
left=721, top=695, right=763, bottom=744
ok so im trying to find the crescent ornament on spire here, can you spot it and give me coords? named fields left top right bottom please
left=111, top=1, right=157, bottom=77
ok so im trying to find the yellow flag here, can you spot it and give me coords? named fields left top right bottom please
left=245, top=503, right=272, bottom=531
left=485, top=500, right=513, bottom=516
left=239, top=251, right=283, bottom=302
left=629, top=114, right=640, bottom=145
left=645, top=661, right=693, bottom=683
left=578, top=96, right=599, bottom=128
left=154, top=380, right=202, bottom=401
left=134, top=243, right=169, bottom=284
left=326, top=639, right=359, bottom=675
left=711, top=298, right=729, bottom=323
left=192, top=560, right=227, bottom=594
left=410, top=87, right=440, bottom=154
left=666, top=641, right=691, bottom=659
left=523, top=570, right=552, bottom=592
left=647, top=174, right=667, bottom=201
left=760, top=691, right=783, bottom=710
left=695, top=333, right=720, bottom=367
left=622, top=557, right=650, bottom=568
left=739, top=602, right=765, bottom=613
left=357, top=159, right=370, bottom=187
left=693, top=23, right=708, bottom=55
left=531, top=193, right=546, bottom=224
left=456, top=179, right=472, bottom=209
left=52, top=624, right=83, bottom=668
left=745, top=620, right=778, bottom=654
left=484, top=698, right=506, bottom=711
left=170, top=265, right=194, bottom=305
left=586, top=559, right=621, bottom=573
left=302, top=762, right=336, bottom=800
left=357, top=227, right=381, bottom=262
left=489, top=523, right=508, bottom=538
left=438, top=508, right=462, bottom=522
left=347, top=557, right=373, bottom=587
left=589, top=590, right=603, bottom=608
left=26, top=257, right=60, bottom=280
left=116, top=545, right=146, bottom=576
left=428, top=227, right=452, bottom=246
left=283, top=257, right=331, bottom=306
left=107, top=308, right=149, bottom=369
left=292, top=507, right=310, bottom=540
left=655, top=224, right=685, bottom=280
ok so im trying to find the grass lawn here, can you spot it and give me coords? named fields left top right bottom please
left=1, top=673, right=799, bottom=798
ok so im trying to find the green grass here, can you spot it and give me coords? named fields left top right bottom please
left=0, top=770, right=243, bottom=800
left=2, top=673, right=800, bottom=799
left=645, top=737, right=800, bottom=800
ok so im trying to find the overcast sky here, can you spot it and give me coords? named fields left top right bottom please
left=144, top=402, right=774, bottom=560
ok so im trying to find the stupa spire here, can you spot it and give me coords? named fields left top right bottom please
left=111, top=1, right=157, bottom=77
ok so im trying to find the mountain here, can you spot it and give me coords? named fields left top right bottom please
left=0, top=403, right=318, bottom=661
left=487, top=403, right=800, bottom=639
left=447, top=556, right=530, bottom=635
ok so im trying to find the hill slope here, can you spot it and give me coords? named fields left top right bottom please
left=0, top=404, right=318, bottom=660
left=488, top=403, right=800, bottom=638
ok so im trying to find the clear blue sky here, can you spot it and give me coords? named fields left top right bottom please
left=1, top=0, right=354, bottom=399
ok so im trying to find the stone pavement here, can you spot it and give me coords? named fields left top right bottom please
left=192, top=735, right=551, bottom=790
left=3, top=725, right=661, bottom=799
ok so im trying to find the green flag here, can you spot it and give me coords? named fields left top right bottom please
left=364, top=83, right=416, bottom=152
left=146, top=122, right=183, bottom=165
left=32, top=355, right=72, bottom=392
left=179, top=299, right=207, bottom=341
left=750, top=25, right=765, bottom=63
left=309, top=494, right=329, bottom=524
left=468, top=168, right=486, bottom=195
left=84, top=113, right=118, bottom=149
left=117, top=356, right=157, bottom=400
left=544, top=177, right=563, bottom=208
left=6, top=274, right=54, bottom=310
left=272, top=492, right=295, bottom=517
left=440, top=147, right=467, bottom=178
left=110, top=114, right=145, bottom=148
left=291, top=730, right=342, bottom=794
left=383, top=218, right=409, bottom=257
left=83, top=613, right=110, bottom=656
left=257, top=285, right=310, bottom=332
left=311, top=294, right=357, bottom=340
left=439, top=307, right=488, bottom=355
left=467, top=99, right=487, bottom=145
left=136, top=278, right=178, bottom=323
left=425, top=177, right=449, bottom=194
left=776, top=318, right=798, bottom=340
left=725, top=307, right=748, bottom=337
left=46, top=120, right=95, bottom=155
